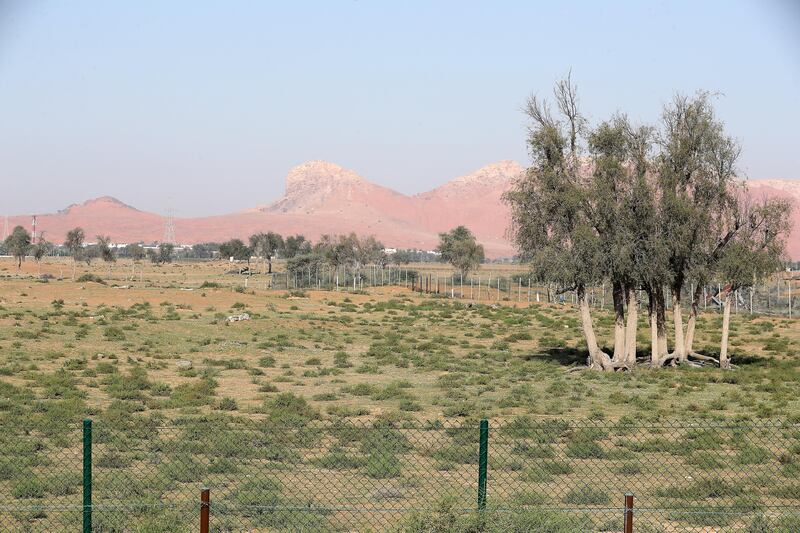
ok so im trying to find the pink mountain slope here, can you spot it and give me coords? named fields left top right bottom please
left=5, top=163, right=798, bottom=259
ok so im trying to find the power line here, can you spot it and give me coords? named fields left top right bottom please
left=162, top=209, right=176, bottom=244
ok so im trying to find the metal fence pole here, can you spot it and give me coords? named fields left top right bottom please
left=82, top=419, right=92, bottom=533
left=624, top=492, right=634, bottom=533
left=477, top=419, right=489, bottom=511
left=200, top=487, right=210, bottom=533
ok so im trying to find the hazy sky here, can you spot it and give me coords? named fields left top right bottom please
left=1, top=1, right=799, bottom=216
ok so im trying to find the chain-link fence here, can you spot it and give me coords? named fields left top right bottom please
left=4, top=418, right=800, bottom=531
left=267, top=264, right=798, bottom=317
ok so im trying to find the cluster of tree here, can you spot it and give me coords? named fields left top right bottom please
left=504, top=76, right=792, bottom=370
left=217, top=233, right=312, bottom=273
left=285, top=233, right=385, bottom=276
left=5, top=223, right=489, bottom=280
left=389, top=249, right=444, bottom=265
left=3, top=226, right=52, bottom=272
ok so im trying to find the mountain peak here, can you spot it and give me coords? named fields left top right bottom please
left=285, top=160, right=363, bottom=190
left=265, top=161, right=367, bottom=214
left=59, top=196, right=138, bottom=214
left=449, top=160, right=524, bottom=186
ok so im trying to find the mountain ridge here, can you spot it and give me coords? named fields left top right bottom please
left=5, top=162, right=799, bottom=259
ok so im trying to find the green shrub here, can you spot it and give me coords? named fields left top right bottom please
left=76, top=273, right=105, bottom=284
left=168, top=378, right=217, bottom=408
left=12, top=477, right=45, bottom=499
left=364, top=453, right=401, bottom=479
left=217, top=397, right=238, bottom=411
left=566, top=437, right=605, bottom=459
left=264, top=392, right=319, bottom=425
left=562, top=486, right=609, bottom=505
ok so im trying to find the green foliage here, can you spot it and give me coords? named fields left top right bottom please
left=168, top=378, right=217, bottom=408
left=436, top=226, right=484, bottom=276
left=263, top=392, right=319, bottom=425
left=77, top=273, right=106, bottom=284
left=4, top=226, right=32, bottom=267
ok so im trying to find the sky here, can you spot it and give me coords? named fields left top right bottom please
left=1, top=1, right=799, bottom=217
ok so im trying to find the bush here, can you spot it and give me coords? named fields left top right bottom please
left=76, top=273, right=106, bottom=284
left=264, top=392, right=318, bottom=425
left=12, top=477, right=45, bottom=499
left=566, top=437, right=605, bottom=459
left=334, top=351, right=351, bottom=368
left=312, top=447, right=366, bottom=470
left=96, top=451, right=133, bottom=469
left=217, top=397, right=238, bottom=411
left=103, top=327, right=126, bottom=341
left=363, top=453, right=402, bottom=479
left=562, top=486, right=609, bottom=505
left=168, top=378, right=217, bottom=408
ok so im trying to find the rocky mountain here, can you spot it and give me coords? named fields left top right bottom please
left=5, top=162, right=799, bottom=259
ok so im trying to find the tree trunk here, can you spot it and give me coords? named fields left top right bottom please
left=650, top=284, right=670, bottom=367
left=577, top=284, right=614, bottom=371
left=672, top=287, right=686, bottom=363
left=268, top=258, right=273, bottom=274
left=655, top=284, right=668, bottom=360
left=623, top=286, right=637, bottom=367
left=72, top=260, right=77, bottom=281
left=684, top=283, right=703, bottom=355
left=720, top=291, right=733, bottom=369
left=611, top=281, right=626, bottom=363
left=648, top=288, right=659, bottom=366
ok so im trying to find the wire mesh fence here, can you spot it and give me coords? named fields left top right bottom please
left=268, top=263, right=798, bottom=317
left=4, top=418, right=800, bottom=531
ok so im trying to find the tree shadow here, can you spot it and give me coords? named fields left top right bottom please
left=522, top=347, right=587, bottom=366
left=726, top=353, right=766, bottom=366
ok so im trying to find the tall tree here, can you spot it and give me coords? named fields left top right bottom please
left=715, top=197, right=791, bottom=368
left=354, top=235, right=385, bottom=274
left=504, top=75, right=618, bottom=371
left=155, top=243, right=175, bottom=265
left=126, top=243, right=145, bottom=280
left=31, top=234, right=51, bottom=275
left=586, top=116, right=642, bottom=367
left=283, top=235, right=312, bottom=258
left=654, top=93, right=741, bottom=365
left=4, top=226, right=31, bottom=268
left=96, top=235, right=116, bottom=277
left=219, top=239, right=250, bottom=264
left=391, top=250, right=414, bottom=266
left=436, top=226, right=485, bottom=277
left=249, top=232, right=283, bottom=273
left=64, top=227, right=85, bottom=280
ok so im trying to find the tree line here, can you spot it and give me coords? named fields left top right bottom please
left=213, top=227, right=484, bottom=278
left=3, top=225, right=486, bottom=283
left=503, top=75, right=793, bottom=370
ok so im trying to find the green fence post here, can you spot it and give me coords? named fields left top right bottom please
left=83, top=418, right=92, bottom=533
left=477, top=419, right=489, bottom=510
